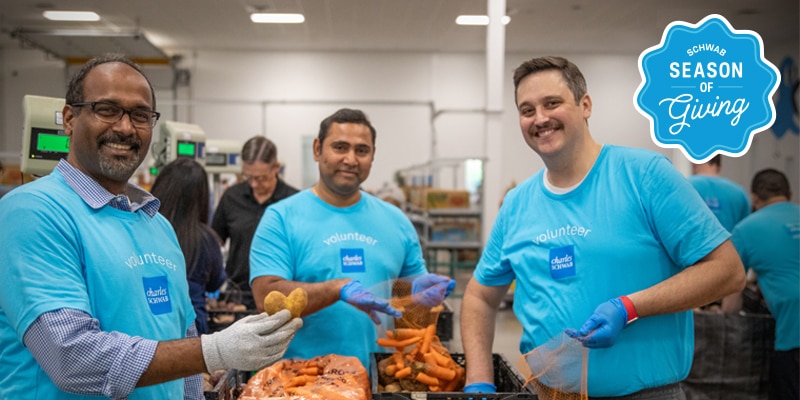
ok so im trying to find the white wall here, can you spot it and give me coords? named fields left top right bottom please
left=1, top=44, right=798, bottom=236
left=0, top=50, right=63, bottom=165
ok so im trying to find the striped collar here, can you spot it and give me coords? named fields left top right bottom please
left=56, top=159, right=160, bottom=217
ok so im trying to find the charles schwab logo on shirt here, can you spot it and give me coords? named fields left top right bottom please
left=341, top=248, right=366, bottom=273
left=550, top=245, right=576, bottom=280
left=143, top=275, right=172, bottom=315
left=635, top=14, right=779, bottom=163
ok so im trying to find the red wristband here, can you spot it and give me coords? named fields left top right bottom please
left=619, top=296, right=638, bottom=324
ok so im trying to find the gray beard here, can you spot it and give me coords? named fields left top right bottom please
left=98, top=152, right=141, bottom=182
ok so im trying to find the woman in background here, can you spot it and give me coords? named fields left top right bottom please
left=151, top=158, right=227, bottom=334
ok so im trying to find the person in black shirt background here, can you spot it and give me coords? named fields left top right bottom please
left=212, top=136, right=299, bottom=309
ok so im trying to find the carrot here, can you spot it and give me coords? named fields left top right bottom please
left=419, top=362, right=456, bottom=381
left=385, top=364, right=397, bottom=377
left=430, top=339, right=448, bottom=353
left=393, top=328, right=426, bottom=340
left=298, top=366, right=319, bottom=375
left=441, top=378, right=459, bottom=393
left=419, top=323, right=436, bottom=354
left=442, top=365, right=465, bottom=392
left=376, top=336, right=422, bottom=348
left=429, top=350, right=453, bottom=367
left=415, top=371, right=440, bottom=387
left=286, top=374, right=316, bottom=388
left=423, top=352, right=437, bottom=366
left=394, top=366, right=412, bottom=379
left=392, top=352, right=405, bottom=369
left=429, top=386, right=441, bottom=392
left=386, top=330, right=395, bottom=339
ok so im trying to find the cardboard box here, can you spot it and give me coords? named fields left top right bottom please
left=425, top=189, right=470, bottom=209
left=430, top=221, right=479, bottom=242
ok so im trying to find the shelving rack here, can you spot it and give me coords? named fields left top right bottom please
left=396, top=158, right=486, bottom=280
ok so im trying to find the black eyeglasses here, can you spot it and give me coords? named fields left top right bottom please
left=70, top=101, right=161, bottom=128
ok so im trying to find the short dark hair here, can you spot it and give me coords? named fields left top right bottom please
left=241, top=136, right=277, bottom=164
left=318, top=108, right=376, bottom=147
left=65, top=53, right=156, bottom=109
left=751, top=168, right=791, bottom=200
left=513, top=56, right=587, bottom=105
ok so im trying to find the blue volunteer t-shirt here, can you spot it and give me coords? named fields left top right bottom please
left=475, top=145, right=729, bottom=397
left=688, top=174, right=751, bottom=232
left=250, top=190, right=428, bottom=368
left=731, top=202, right=800, bottom=351
left=0, top=169, right=194, bottom=399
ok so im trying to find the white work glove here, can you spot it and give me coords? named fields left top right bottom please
left=200, top=309, right=302, bottom=372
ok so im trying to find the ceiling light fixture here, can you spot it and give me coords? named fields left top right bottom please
left=455, top=15, right=510, bottom=26
left=250, top=13, right=305, bottom=24
left=43, top=11, right=101, bottom=22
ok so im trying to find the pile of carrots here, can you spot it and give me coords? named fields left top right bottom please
left=376, top=323, right=465, bottom=392
left=239, top=355, right=370, bottom=400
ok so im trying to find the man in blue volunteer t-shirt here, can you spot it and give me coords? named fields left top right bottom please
left=250, top=108, right=455, bottom=369
left=0, top=54, right=301, bottom=400
left=724, top=168, right=799, bottom=400
left=460, top=56, right=746, bottom=398
left=689, top=155, right=751, bottom=232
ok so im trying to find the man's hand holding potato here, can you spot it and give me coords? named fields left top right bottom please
left=200, top=309, right=303, bottom=372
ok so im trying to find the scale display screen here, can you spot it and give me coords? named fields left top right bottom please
left=29, top=129, right=69, bottom=160
left=206, top=153, right=227, bottom=166
left=177, top=140, right=197, bottom=157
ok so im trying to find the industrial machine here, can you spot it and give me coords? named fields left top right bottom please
left=203, top=139, right=242, bottom=210
left=204, top=139, right=241, bottom=174
left=150, top=120, right=206, bottom=173
left=20, top=95, right=68, bottom=176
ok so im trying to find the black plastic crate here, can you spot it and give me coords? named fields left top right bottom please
left=436, top=301, right=454, bottom=343
left=203, top=369, right=249, bottom=400
left=371, top=352, right=536, bottom=400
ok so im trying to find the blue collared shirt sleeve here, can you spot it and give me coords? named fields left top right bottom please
left=23, top=308, right=157, bottom=398
left=184, top=322, right=204, bottom=400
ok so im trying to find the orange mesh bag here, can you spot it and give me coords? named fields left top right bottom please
left=239, top=354, right=370, bottom=400
left=371, top=280, right=465, bottom=393
left=517, top=331, right=588, bottom=400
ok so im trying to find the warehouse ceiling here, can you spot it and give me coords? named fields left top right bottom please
left=0, top=0, right=796, bottom=64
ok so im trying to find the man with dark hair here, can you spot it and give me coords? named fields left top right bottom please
left=249, top=108, right=454, bottom=368
left=724, top=168, right=799, bottom=400
left=460, top=56, right=745, bottom=397
left=212, top=136, right=299, bottom=308
left=0, top=54, right=301, bottom=399
left=689, top=155, right=751, bottom=231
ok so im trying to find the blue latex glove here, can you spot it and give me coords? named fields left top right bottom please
left=463, top=382, right=497, bottom=393
left=340, top=280, right=402, bottom=324
left=565, top=298, right=627, bottom=348
left=411, top=274, right=456, bottom=307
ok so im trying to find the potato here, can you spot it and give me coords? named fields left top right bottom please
left=286, top=287, right=308, bottom=318
left=384, top=382, right=402, bottom=392
left=263, top=287, right=308, bottom=318
left=263, top=291, right=288, bottom=316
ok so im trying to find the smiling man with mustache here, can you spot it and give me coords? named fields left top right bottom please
left=460, top=56, right=746, bottom=398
